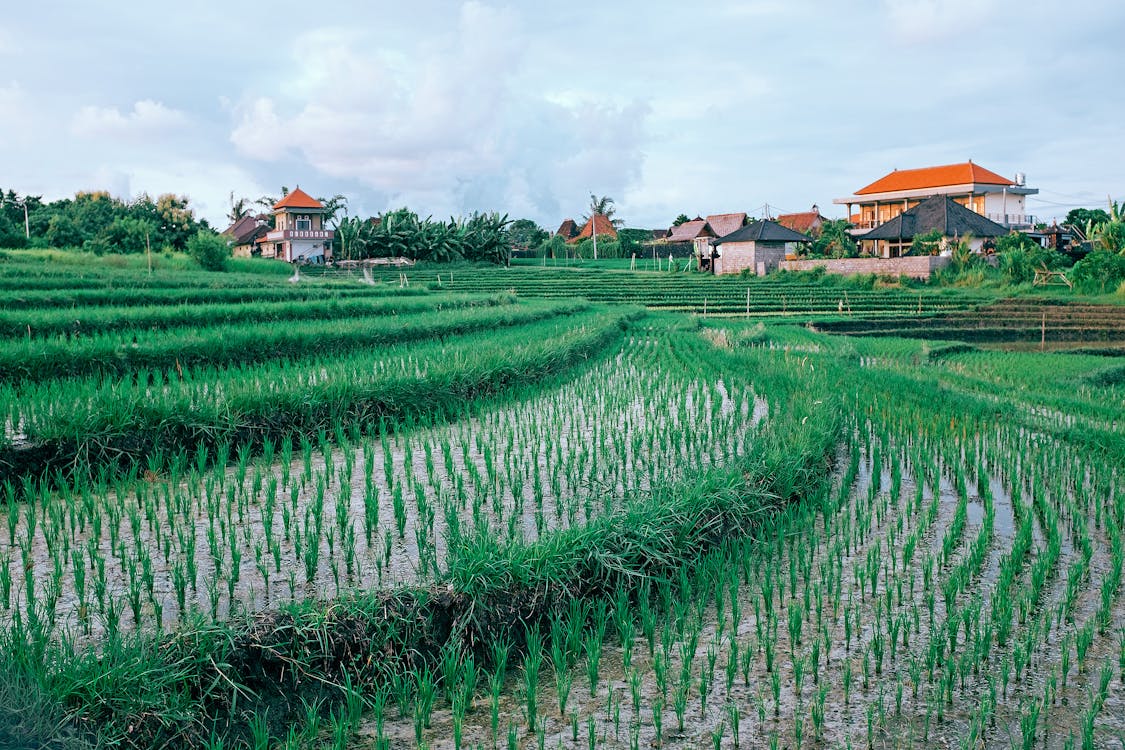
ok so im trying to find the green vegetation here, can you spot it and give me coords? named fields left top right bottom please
left=0, top=254, right=1122, bottom=750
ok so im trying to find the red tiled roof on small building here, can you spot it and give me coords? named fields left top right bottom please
left=777, top=207, right=826, bottom=234
left=571, top=214, right=618, bottom=242
left=856, top=162, right=1015, bottom=195
left=273, top=187, right=324, bottom=210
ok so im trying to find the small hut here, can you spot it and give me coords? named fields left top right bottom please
left=708, top=221, right=812, bottom=276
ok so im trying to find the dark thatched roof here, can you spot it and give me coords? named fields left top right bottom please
left=862, top=195, right=1008, bottom=241
left=712, top=219, right=811, bottom=245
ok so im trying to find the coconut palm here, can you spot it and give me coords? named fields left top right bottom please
left=582, top=195, right=624, bottom=228
left=226, top=192, right=252, bottom=224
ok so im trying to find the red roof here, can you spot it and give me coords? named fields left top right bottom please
left=776, top=211, right=824, bottom=234
left=856, top=162, right=1015, bottom=195
left=705, top=213, right=747, bottom=238
left=556, top=218, right=579, bottom=239
left=667, top=219, right=713, bottom=242
left=273, top=187, right=323, bottom=210
left=571, top=214, right=618, bottom=242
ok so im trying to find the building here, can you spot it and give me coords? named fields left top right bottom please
left=222, top=214, right=269, bottom=258
left=833, top=161, right=1038, bottom=233
left=667, top=213, right=748, bottom=256
left=777, top=205, right=827, bottom=236
left=860, top=195, right=1009, bottom=257
left=257, top=188, right=334, bottom=263
left=571, top=214, right=618, bottom=243
left=555, top=215, right=617, bottom=244
left=555, top=219, right=579, bottom=241
left=707, top=220, right=811, bottom=276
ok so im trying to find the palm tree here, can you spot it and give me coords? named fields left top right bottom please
left=227, top=192, right=252, bottom=224
left=582, top=194, right=624, bottom=228
left=319, top=194, right=348, bottom=229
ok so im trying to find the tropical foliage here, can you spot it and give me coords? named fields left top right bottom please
left=335, top=209, right=512, bottom=264
left=0, top=188, right=206, bottom=251
left=808, top=219, right=859, bottom=258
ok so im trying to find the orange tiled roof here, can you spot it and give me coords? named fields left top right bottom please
left=273, top=187, right=324, bottom=210
left=571, top=214, right=618, bottom=242
left=856, top=162, right=1015, bottom=195
left=777, top=211, right=823, bottom=233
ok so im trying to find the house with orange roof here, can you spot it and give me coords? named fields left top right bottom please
left=256, top=187, right=335, bottom=263
left=833, top=161, right=1038, bottom=250
left=777, top=205, right=827, bottom=236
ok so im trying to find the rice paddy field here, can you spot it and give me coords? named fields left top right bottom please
left=1, top=257, right=1123, bottom=750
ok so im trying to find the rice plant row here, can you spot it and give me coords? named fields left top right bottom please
left=0, top=326, right=768, bottom=644
left=365, top=326, right=1123, bottom=750
left=0, top=296, right=578, bottom=383
left=0, top=286, right=464, bottom=339
left=0, top=307, right=636, bottom=485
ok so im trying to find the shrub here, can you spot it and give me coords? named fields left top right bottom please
left=1071, top=250, right=1125, bottom=294
left=186, top=230, right=231, bottom=271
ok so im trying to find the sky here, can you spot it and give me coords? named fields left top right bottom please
left=1, top=0, right=1122, bottom=230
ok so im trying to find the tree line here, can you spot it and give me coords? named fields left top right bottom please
left=0, top=189, right=207, bottom=253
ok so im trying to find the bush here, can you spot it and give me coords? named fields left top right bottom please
left=995, top=243, right=1070, bottom=284
left=1071, top=250, right=1125, bottom=294
left=186, top=230, right=231, bottom=271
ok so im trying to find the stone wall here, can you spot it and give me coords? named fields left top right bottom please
left=777, top=255, right=951, bottom=280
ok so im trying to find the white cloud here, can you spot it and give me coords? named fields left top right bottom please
left=882, top=0, right=998, bottom=43
left=71, top=99, right=188, bottom=139
left=229, top=1, right=650, bottom=220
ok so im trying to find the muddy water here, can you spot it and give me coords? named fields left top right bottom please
left=0, top=348, right=768, bottom=644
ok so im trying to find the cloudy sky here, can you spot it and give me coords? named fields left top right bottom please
left=1, top=1, right=1122, bottom=229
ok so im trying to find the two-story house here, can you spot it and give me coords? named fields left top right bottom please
left=833, top=161, right=1038, bottom=235
left=257, top=188, right=334, bottom=263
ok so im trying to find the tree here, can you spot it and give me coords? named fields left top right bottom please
left=809, top=220, right=858, bottom=258
left=1087, top=199, right=1125, bottom=254
left=44, top=215, right=85, bottom=249
left=672, top=214, right=691, bottom=227
left=582, top=194, right=624, bottom=228
left=100, top=216, right=154, bottom=254
left=187, top=230, right=230, bottom=271
left=319, top=194, right=348, bottom=229
left=0, top=212, right=24, bottom=248
left=508, top=219, right=548, bottom=250
left=1065, top=207, right=1110, bottom=230
left=227, top=192, right=252, bottom=224
left=908, top=229, right=945, bottom=257
left=335, top=216, right=371, bottom=261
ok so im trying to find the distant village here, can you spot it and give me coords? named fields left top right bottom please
left=550, top=161, right=1065, bottom=281
left=215, top=159, right=1103, bottom=282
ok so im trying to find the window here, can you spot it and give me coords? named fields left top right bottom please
left=295, top=215, right=312, bottom=231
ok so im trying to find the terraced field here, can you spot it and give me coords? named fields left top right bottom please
left=0, top=259, right=1121, bottom=750
left=816, top=299, right=1125, bottom=348
left=311, top=264, right=987, bottom=317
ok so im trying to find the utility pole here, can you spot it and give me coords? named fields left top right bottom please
left=592, top=216, right=598, bottom=261
left=22, top=201, right=29, bottom=239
